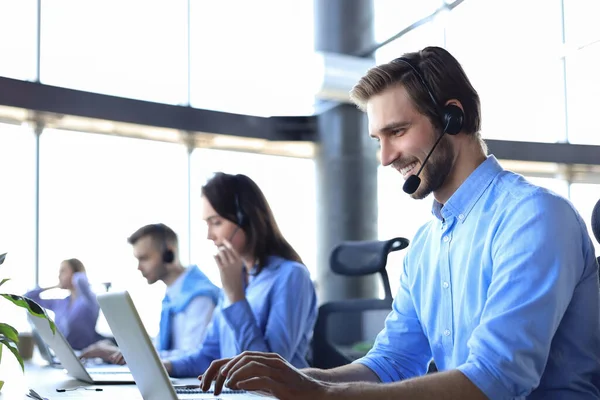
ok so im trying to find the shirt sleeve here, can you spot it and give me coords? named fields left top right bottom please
left=354, top=255, right=432, bottom=382
left=457, top=193, right=591, bottom=399
left=169, top=306, right=222, bottom=377
left=165, top=296, right=215, bottom=356
left=24, top=288, right=59, bottom=311
left=71, top=272, right=97, bottom=304
left=220, top=264, right=316, bottom=360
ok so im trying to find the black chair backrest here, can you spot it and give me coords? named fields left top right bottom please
left=310, top=237, right=410, bottom=369
left=329, top=237, right=409, bottom=302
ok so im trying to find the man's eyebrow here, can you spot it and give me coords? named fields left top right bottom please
left=379, top=121, right=410, bottom=134
left=370, top=121, right=410, bottom=138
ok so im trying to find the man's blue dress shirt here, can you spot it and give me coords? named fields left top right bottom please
left=357, top=155, right=600, bottom=399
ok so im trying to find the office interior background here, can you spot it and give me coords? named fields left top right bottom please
left=1, top=0, right=599, bottom=338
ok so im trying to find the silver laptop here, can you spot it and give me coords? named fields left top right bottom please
left=28, top=314, right=134, bottom=384
left=97, top=291, right=262, bottom=400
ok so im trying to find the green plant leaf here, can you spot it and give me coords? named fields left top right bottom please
left=0, top=252, right=6, bottom=266
left=0, top=380, right=4, bottom=391
left=0, top=323, right=18, bottom=343
left=0, top=338, right=24, bottom=372
left=0, top=294, right=56, bottom=333
left=0, top=278, right=9, bottom=287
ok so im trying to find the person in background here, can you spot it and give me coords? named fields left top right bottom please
left=81, top=223, right=221, bottom=361
left=25, top=258, right=104, bottom=350
left=160, top=172, right=318, bottom=378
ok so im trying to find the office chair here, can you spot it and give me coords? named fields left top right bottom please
left=311, top=237, right=409, bottom=369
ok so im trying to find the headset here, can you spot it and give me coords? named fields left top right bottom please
left=150, top=223, right=174, bottom=264
left=392, top=57, right=465, bottom=194
left=392, top=57, right=464, bottom=136
left=233, top=190, right=246, bottom=228
left=228, top=175, right=247, bottom=242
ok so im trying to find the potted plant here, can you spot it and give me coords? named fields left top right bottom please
left=0, top=253, right=55, bottom=391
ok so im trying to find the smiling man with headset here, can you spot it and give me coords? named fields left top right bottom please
left=199, top=46, right=600, bottom=399
left=81, top=223, right=220, bottom=362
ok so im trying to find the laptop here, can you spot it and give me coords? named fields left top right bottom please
left=97, top=291, right=264, bottom=400
left=28, top=314, right=135, bottom=384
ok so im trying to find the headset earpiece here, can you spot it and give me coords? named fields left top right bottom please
left=442, top=104, right=464, bottom=135
left=162, top=249, right=175, bottom=264
left=234, top=194, right=246, bottom=227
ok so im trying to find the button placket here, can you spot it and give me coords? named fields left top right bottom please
left=440, top=216, right=454, bottom=346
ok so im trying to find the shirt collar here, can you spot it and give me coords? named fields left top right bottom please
left=166, top=266, right=191, bottom=299
left=432, top=155, right=503, bottom=222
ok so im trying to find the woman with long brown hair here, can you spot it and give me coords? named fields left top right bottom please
left=164, top=172, right=317, bottom=378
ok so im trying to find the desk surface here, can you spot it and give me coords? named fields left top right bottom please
left=0, top=353, right=264, bottom=399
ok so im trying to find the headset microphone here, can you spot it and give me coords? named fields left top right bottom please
left=402, top=122, right=449, bottom=195
left=228, top=226, right=240, bottom=242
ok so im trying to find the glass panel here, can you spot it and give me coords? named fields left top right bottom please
left=190, top=149, right=317, bottom=286
left=563, top=0, right=600, bottom=48
left=373, top=0, right=443, bottom=44
left=375, top=19, right=445, bottom=64
left=569, top=183, right=600, bottom=255
left=41, top=0, right=187, bottom=105
left=0, top=0, right=37, bottom=80
left=378, top=165, right=432, bottom=296
left=39, top=130, right=188, bottom=337
left=445, top=0, right=565, bottom=143
left=189, top=0, right=316, bottom=116
left=0, top=123, right=36, bottom=331
left=565, top=43, right=600, bottom=144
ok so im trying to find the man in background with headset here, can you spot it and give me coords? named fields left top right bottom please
left=199, top=46, right=600, bottom=399
left=81, top=223, right=221, bottom=362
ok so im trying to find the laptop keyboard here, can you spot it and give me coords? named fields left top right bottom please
left=175, top=387, right=246, bottom=395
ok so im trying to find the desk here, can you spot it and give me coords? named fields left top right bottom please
left=0, top=355, right=264, bottom=399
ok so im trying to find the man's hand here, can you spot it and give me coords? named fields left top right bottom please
left=199, top=351, right=329, bottom=400
left=80, top=340, right=124, bottom=364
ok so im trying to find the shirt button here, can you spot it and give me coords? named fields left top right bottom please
left=444, top=329, right=451, bottom=337
left=443, top=236, right=450, bottom=243
left=458, top=214, right=465, bottom=220
left=442, top=281, right=449, bottom=288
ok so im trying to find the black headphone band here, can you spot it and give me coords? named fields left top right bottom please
left=392, top=57, right=440, bottom=111
left=232, top=175, right=246, bottom=227
left=392, top=56, right=463, bottom=136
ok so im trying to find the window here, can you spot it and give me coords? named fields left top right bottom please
left=375, top=18, right=445, bottom=64
left=445, top=0, right=565, bottom=143
left=0, top=0, right=37, bottom=80
left=373, top=0, right=443, bottom=44
left=190, top=149, right=317, bottom=286
left=40, top=0, right=188, bottom=105
left=38, top=129, right=188, bottom=336
left=565, top=43, right=600, bottom=145
left=189, top=0, right=316, bottom=116
left=0, top=123, right=36, bottom=331
left=570, top=183, right=600, bottom=255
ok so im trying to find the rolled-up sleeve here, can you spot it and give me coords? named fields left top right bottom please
left=457, top=194, right=586, bottom=399
left=355, top=257, right=432, bottom=382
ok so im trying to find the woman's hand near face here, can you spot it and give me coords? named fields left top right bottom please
left=215, top=239, right=246, bottom=304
